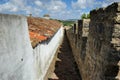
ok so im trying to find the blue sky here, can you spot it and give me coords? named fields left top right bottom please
left=0, top=0, right=119, bottom=20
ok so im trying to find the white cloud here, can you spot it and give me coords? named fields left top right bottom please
left=102, top=2, right=109, bottom=7
left=96, top=0, right=120, bottom=8
left=34, top=0, right=67, bottom=13
left=0, top=0, right=25, bottom=12
left=0, top=0, right=119, bottom=19
left=45, top=0, right=67, bottom=13
left=0, top=0, right=68, bottom=19
left=72, top=0, right=119, bottom=10
left=105, top=0, right=120, bottom=3
left=49, top=9, right=83, bottom=20
left=0, top=2, right=18, bottom=12
left=35, top=0, right=43, bottom=7
left=10, top=7, right=18, bottom=12
left=72, top=0, right=95, bottom=9
left=0, top=0, right=42, bottom=16
left=12, top=0, right=26, bottom=7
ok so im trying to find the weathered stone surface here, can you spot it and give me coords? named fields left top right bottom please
left=117, top=2, right=120, bottom=11
left=115, top=14, right=120, bottom=23
left=82, top=19, right=90, bottom=37
left=78, top=20, right=83, bottom=38
left=113, top=24, right=120, bottom=38
left=67, top=2, right=120, bottom=80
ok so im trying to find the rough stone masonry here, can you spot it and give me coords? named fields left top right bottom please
left=67, top=2, right=120, bottom=80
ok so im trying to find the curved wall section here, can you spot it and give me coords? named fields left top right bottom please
left=33, top=27, right=64, bottom=80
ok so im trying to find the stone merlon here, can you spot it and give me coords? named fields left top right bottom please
left=66, top=2, right=120, bottom=80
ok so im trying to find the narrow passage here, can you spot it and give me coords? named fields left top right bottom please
left=49, top=30, right=82, bottom=80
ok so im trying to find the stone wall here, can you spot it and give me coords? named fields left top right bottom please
left=66, top=2, right=120, bottom=80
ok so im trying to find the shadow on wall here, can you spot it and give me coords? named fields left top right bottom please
left=48, top=30, right=82, bottom=80
left=33, top=27, right=64, bottom=80
left=66, top=2, right=120, bottom=80
left=104, top=44, right=120, bottom=79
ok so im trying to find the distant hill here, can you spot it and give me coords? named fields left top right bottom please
left=49, top=18, right=77, bottom=26
left=64, top=19, right=78, bottom=21
left=59, top=20, right=75, bottom=26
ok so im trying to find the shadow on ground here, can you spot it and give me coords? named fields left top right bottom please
left=49, top=31, right=82, bottom=80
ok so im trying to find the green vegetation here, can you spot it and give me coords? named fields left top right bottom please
left=81, top=13, right=86, bottom=19
left=59, top=20, right=75, bottom=26
left=81, top=13, right=90, bottom=19
left=49, top=18, right=75, bottom=26
left=43, top=14, right=50, bottom=17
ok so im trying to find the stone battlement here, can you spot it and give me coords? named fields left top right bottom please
left=67, top=2, right=120, bottom=80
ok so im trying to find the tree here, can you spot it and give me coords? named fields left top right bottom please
left=81, top=13, right=90, bottom=19
left=81, top=13, right=86, bottom=19
left=86, top=14, right=90, bottom=18
left=43, top=14, right=50, bottom=17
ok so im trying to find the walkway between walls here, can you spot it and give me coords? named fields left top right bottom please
left=49, top=30, right=82, bottom=80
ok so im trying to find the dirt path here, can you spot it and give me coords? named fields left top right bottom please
left=49, top=31, right=82, bottom=80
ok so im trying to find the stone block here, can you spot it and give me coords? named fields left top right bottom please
left=117, top=2, right=120, bottom=11
left=115, top=14, right=120, bottom=23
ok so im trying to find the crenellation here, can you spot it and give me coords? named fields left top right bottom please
left=67, top=2, right=120, bottom=80
left=0, top=1, right=120, bottom=80
left=78, top=20, right=83, bottom=39
left=73, top=23, right=76, bottom=34
left=118, top=3, right=120, bottom=11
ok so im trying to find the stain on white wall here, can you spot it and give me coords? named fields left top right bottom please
left=0, top=14, right=35, bottom=80
left=0, top=13, right=64, bottom=80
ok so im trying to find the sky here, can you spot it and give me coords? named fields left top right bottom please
left=0, top=0, right=120, bottom=20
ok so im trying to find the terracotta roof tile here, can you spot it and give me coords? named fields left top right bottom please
left=27, top=17, right=62, bottom=47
